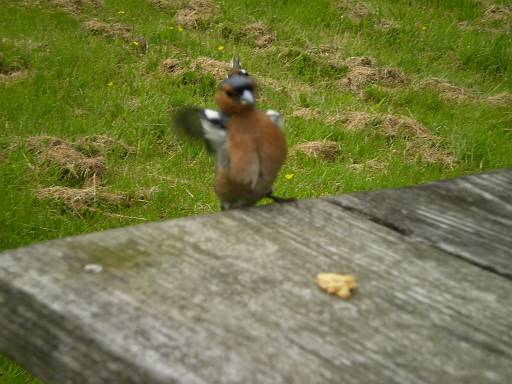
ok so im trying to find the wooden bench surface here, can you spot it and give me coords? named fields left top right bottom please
left=1, top=169, right=511, bottom=384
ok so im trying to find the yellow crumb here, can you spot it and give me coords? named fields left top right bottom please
left=316, top=273, right=357, bottom=299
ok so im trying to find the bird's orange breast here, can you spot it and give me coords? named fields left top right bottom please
left=214, top=109, right=287, bottom=206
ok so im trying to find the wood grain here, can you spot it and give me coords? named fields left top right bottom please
left=1, top=170, right=512, bottom=383
left=328, top=168, right=512, bottom=278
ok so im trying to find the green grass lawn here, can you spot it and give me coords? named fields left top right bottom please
left=1, top=0, right=511, bottom=381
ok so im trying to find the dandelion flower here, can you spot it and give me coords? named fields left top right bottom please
left=107, top=81, right=114, bottom=87
left=217, top=45, right=225, bottom=51
left=285, top=174, right=294, bottom=180
left=132, top=41, right=139, bottom=46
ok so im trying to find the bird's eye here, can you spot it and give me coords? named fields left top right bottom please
left=226, top=89, right=235, bottom=97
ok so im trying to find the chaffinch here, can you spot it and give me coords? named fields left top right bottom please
left=173, top=72, right=291, bottom=210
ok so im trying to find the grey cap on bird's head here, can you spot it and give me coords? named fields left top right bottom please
left=219, top=75, right=256, bottom=105
left=219, top=75, right=254, bottom=91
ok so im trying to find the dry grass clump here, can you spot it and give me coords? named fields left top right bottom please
left=26, top=135, right=154, bottom=214
left=1, top=49, right=30, bottom=83
left=36, top=186, right=129, bottom=212
left=256, top=75, right=300, bottom=92
left=340, top=56, right=408, bottom=92
left=378, top=19, right=398, bottom=30
left=82, top=19, right=133, bottom=41
left=334, top=111, right=433, bottom=139
left=305, top=41, right=346, bottom=68
left=176, top=0, right=219, bottom=28
left=293, top=109, right=445, bottom=165
left=49, top=0, right=82, bottom=16
left=191, top=56, right=228, bottom=81
left=420, top=78, right=478, bottom=103
left=27, top=135, right=106, bottom=179
left=482, top=5, right=512, bottom=24
left=329, top=112, right=456, bottom=167
left=126, top=96, right=141, bottom=111
left=420, top=78, right=511, bottom=106
left=344, top=56, right=375, bottom=68
left=349, top=159, right=387, bottom=173
left=485, top=92, right=512, bottom=107
left=146, top=0, right=182, bottom=9
left=27, top=0, right=105, bottom=18
left=136, top=186, right=160, bottom=201
left=0, top=68, right=29, bottom=83
left=403, top=141, right=457, bottom=168
left=35, top=183, right=158, bottom=214
left=458, top=5, right=512, bottom=32
left=242, top=21, right=274, bottom=48
left=306, top=43, right=341, bottom=61
left=160, top=58, right=186, bottom=76
left=74, top=135, right=134, bottom=157
left=291, top=107, right=321, bottom=120
left=1, top=37, right=46, bottom=51
left=338, top=0, right=373, bottom=22
left=26, top=135, right=66, bottom=149
left=326, top=111, right=371, bottom=129
left=25, top=135, right=133, bottom=180
left=293, top=141, right=341, bottom=161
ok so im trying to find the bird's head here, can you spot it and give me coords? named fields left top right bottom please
left=215, top=75, right=256, bottom=115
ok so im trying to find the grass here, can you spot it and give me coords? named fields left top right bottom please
left=1, top=0, right=511, bottom=381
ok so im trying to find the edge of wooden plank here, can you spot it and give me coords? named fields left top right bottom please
left=326, top=168, right=512, bottom=279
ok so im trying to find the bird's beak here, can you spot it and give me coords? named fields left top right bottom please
left=240, top=89, right=255, bottom=106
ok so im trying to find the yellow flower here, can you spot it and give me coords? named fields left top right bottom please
left=131, top=41, right=139, bottom=46
left=117, top=10, right=125, bottom=15
left=217, top=45, right=225, bottom=51
left=421, top=26, right=427, bottom=30
left=178, top=26, right=184, bottom=32
left=107, top=81, right=114, bottom=87
left=285, top=174, right=294, bottom=180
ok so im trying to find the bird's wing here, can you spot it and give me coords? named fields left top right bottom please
left=173, top=107, right=227, bottom=154
left=199, top=109, right=228, bottom=153
left=265, top=109, right=284, bottom=131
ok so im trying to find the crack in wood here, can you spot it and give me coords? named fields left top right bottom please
left=325, top=198, right=512, bottom=282
left=325, top=198, right=413, bottom=236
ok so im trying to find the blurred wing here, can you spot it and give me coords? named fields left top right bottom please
left=265, top=109, right=284, bottom=131
left=173, top=107, right=227, bottom=153
left=199, top=109, right=227, bottom=153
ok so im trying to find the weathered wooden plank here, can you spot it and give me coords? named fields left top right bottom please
left=327, top=168, right=512, bottom=278
left=1, top=189, right=512, bottom=383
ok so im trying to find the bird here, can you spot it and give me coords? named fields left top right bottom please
left=173, top=72, right=291, bottom=210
